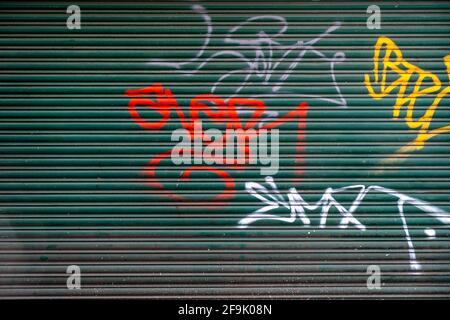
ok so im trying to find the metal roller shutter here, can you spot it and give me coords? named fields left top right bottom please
left=0, top=0, right=449, bottom=299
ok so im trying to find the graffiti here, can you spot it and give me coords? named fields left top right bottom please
left=238, top=176, right=450, bottom=271
left=148, top=4, right=347, bottom=107
left=125, top=83, right=307, bottom=200
left=365, top=36, right=450, bottom=163
left=134, top=4, right=355, bottom=200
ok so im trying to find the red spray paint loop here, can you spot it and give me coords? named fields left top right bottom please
left=126, top=84, right=308, bottom=201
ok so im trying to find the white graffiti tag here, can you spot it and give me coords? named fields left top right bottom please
left=238, top=176, right=450, bottom=271
left=148, top=4, right=347, bottom=107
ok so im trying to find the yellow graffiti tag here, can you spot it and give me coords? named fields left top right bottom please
left=364, top=36, right=450, bottom=163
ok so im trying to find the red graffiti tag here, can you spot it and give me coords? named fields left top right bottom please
left=125, top=83, right=308, bottom=201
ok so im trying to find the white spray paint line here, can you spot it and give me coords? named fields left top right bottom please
left=238, top=177, right=450, bottom=272
left=147, top=4, right=348, bottom=108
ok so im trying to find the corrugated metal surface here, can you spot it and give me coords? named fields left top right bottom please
left=0, top=0, right=449, bottom=298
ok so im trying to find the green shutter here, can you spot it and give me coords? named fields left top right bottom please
left=0, top=1, right=449, bottom=298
